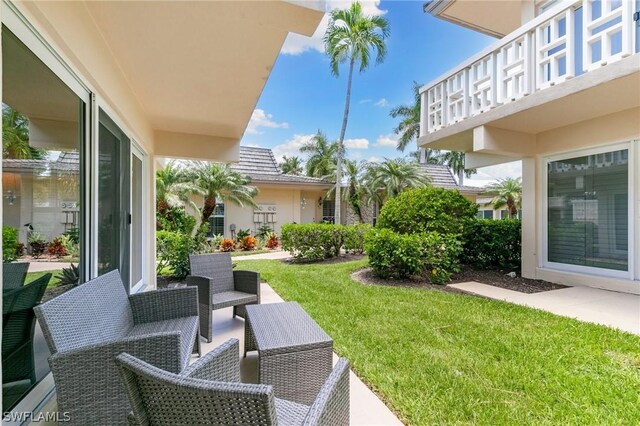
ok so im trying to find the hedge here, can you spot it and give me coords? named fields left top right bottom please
left=461, top=219, right=521, bottom=270
left=3, top=226, right=19, bottom=262
left=281, top=223, right=344, bottom=261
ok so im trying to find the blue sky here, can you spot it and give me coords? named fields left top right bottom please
left=241, top=0, right=522, bottom=186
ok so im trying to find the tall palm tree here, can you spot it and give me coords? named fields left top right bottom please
left=440, top=151, right=477, bottom=186
left=2, top=105, right=44, bottom=159
left=300, top=131, right=338, bottom=179
left=279, top=155, right=303, bottom=175
left=326, top=159, right=370, bottom=223
left=485, top=177, right=522, bottom=219
left=408, top=148, right=442, bottom=164
left=365, top=158, right=430, bottom=200
left=324, top=1, right=389, bottom=224
left=155, top=161, right=201, bottom=215
left=194, top=162, right=258, bottom=226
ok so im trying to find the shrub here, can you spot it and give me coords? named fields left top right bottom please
left=62, top=227, right=80, bottom=245
left=240, top=235, right=257, bottom=251
left=421, top=232, right=463, bottom=284
left=28, top=232, right=47, bottom=259
left=157, top=207, right=196, bottom=235
left=462, top=219, right=521, bottom=270
left=15, top=242, right=25, bottom=258
left=210, top=234, right=224, bottom=249
left=56, top=263, right=80, bottom=286
left=281, top=223, right=345, bottom=261
left=236, top=228, right=251, bottom=241
left=59, top=235, right=79, bottom=258
left=376, top=187, right=477, bottom=236
left=343, top=223, right=371, bottom=254
left=220, top=239, right=236, bottom=252
left=47, top=237, right=67, bottom=258
left=2, top=226, right=19, bottom=262
left=256, top=225, right=273, bottom=239
left=156, top=230, right=194, bottom=278
left=365, top=228, right=424, bottom=279
left=265, top=233, right=279, bottom=249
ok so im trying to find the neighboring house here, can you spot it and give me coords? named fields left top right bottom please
left=0, top=0, right=324, bottom=416
left=191, top=146, right=333, bottom=237
left=475, top=196, right=522, bottom=220
left=419, top=0, right=639, bottom=294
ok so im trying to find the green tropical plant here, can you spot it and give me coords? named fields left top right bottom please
left=156, top=161, right=201, bottom=215
left=56, top=263, right=80, bottom=286
left=193, top=162, right=258, bottom=226
left=300, top=131, right=338, bottom=179
left=27, top=232, right=47, bottom=258
left=2, top=105, right=44, bottom=159
left=324, top=1, right=390, bottom=224
left=484, top=177, right=523, bottom=219
left=440, top=151, right=477, bottom=186
left=365, top=158, right=430, bottom=200
left=2, top=226, right=19, bottom=262
left=279, top=155, right=303, bottom=175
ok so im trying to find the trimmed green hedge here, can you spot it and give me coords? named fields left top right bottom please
left=2, top=226, right=19, bottom=262
left=342, top=223, right=372, bottom=254
left=376, top=187, right=477, bottom=236
left=462, top=219, right=521, bottom=270
left=281, top=223, right=371, bottom=261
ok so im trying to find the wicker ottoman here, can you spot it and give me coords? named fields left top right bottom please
left=244, top=302, right=333, bottom=405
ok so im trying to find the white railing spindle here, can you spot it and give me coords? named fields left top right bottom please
left=582, top=0, right=634, bottom=72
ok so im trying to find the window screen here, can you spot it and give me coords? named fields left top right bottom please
left=547, top=149, right=628, bottom=271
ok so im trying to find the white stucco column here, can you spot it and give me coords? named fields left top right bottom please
left=521, top=157, right=537, bottom=278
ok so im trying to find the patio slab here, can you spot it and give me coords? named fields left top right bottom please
left=449, top=282, right=640, bottom=335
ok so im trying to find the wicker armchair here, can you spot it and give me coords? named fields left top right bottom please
left=116, top=338, right=350, bottom=426
left=34, top=270, right=201, bottom=426
left=188, top=253, right=260, bottom=342
left=3, top=262, right=30, bottom=290
left=2, top=273, right=50, bottom=410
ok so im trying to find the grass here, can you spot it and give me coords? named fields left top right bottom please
left=230, top=249, right=275, bottom=257
left=26, top=270, right=60, bottom=288
left=237, top=259, right=640, bottom=425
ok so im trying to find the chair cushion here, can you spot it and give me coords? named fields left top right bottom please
left=128, top=316, right=198, bottom=368
left=212, top=291, right=258, bottom=310
left=275, top=398, right=309, bottom=426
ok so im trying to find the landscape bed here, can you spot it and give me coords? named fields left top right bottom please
left=237, top=258, right=640, bottom=425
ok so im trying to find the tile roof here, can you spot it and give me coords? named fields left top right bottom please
left=233, top=146, right=332, bottom=186
left=2, top=151, right=80, bottom=172
left=420, top=163, right=483, bottom=193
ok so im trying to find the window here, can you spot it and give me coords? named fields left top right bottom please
left=547, top=148, right=628, bottom=272
left=476, top=210, right=494, bottom=219
left=322, top=199, right=335, bottom=223
left=208, top=203, right=224, bottom=236
left=2, top=26, right=86, bottom=411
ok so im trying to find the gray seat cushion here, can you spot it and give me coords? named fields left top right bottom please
left=274, top=398, right=309, bottom=426
left=212, top=291, right=258, bottom=310
left=128, top=316, right=199, bottom=367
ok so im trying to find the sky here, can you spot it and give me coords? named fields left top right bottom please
left=240, top=0, right=522, bottom=187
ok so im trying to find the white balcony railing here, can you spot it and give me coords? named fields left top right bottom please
left=421, top=0, right=637, bottom=135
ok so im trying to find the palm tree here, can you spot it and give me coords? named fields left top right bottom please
left=324, top=1, right=389, bottom=224
left=279, top=155, right=303, bottom=175
left=485, top=177, right=522, bottom=219
left=440, top=151, right=477, bottom=186
left=408, top=148, right=442, bottom=164
left=155, top=162, right=201, bottom=216
left=365, top=158, right=430, bottom=200
left=300, top=131, right=338, bottom=179
left=327, top=159, right=370, bottom=223
left=2, top=105, right=44, bottom=159
left=194, top=162, right=258, bottom=226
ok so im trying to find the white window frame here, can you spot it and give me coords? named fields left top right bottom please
left=540, top=141, right=635, bottom=280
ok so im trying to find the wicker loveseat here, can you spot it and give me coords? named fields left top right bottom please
left=188, top=253, right=260, bottom=342
left=116, top=338, right=350, bottom=426
left=34, top=270, right=201, bottom=425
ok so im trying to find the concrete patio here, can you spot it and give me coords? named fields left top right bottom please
left=449, top=282, right=640, bottom=335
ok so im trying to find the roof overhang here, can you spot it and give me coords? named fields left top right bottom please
left=424, top=0, right=524, bottom=38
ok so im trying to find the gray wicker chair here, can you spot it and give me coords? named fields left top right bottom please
left=34, top=270, right=201, bottom=426
left=188, top=253, right=260, bottom=342
left=2, top=273, right=50, bottom=410
left=116, top=338, right=350, bottom=426
left=3, top=262, right=30, bottom=290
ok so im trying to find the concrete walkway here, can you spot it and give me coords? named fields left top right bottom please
left=234, top=250, right=291, bottom=261
left=25, top=261, right=71, bottom=272
left=449, top=282, right=640, bottom=335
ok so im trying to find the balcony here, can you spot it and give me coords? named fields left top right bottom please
left=419, top=0, right=639, bottom=149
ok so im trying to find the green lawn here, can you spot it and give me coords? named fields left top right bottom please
left=26, top=270, right=60, bottom=288
left=237, top=259, right=640, bottom=425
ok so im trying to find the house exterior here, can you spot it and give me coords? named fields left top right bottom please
left=0, top=0, right=324, bottom=417
left=194, top=146, right=333, bottom=238
left=419, top=0, right=640, bottom=294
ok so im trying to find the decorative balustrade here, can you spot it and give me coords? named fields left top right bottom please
left=421, top=0, right=637, bottom=134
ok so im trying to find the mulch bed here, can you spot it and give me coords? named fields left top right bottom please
left=352, top=266, right=567, bottom=294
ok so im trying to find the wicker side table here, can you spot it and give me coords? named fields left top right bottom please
left=244, top=302, right=333, bottom=405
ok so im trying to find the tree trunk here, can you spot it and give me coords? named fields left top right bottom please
left=201, top=195, right=217, bottom=226
left=458, top=168, right=464, bottom=186
left=419, top=148, right=426, bottom=164
left=335, top=57, right=356, bottom=225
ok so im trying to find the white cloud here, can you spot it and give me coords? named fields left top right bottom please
left=374, top=98, right=388, bottom=107
left=245, top=109, right=289, bottom=135
left=271, top=133, right=315, bottom=162
left=465, top=161, right=523, bottom=188
left=367, top=155, right=381, bottom=163
left=375, top=134, right=398, bottom=147
left=281, top=1, right=387, bottom=55
left=359, top=99, right=372, bottom=104
left=344, top=138, right=369, bottom=149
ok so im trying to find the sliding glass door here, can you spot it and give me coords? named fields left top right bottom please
left=130, top=147, right=144, bottom=289
left=97, top=110, right=131, bottom=290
